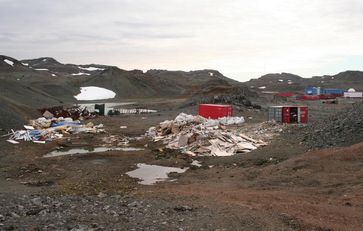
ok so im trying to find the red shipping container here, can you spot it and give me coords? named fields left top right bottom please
left=276, top=92, right=294, bottom=97
left=299, top=107, right=308, bottom=123
left=301, top=95, right=320, bottom=100
left=319, top=94, right=339, bottom=100
left=198, top=104, right=233, bottom=119
left=268, top=106, right=308, bottom=123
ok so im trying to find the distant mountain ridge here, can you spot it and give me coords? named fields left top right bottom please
left=2, top=54, right=362, bottom=129
left=0, top=55, right=252, bottom=129
left=1, top=55, right=251, bottom=99
left=245, top=71, right=363, bottom=92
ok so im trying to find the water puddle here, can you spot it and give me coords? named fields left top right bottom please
left=126, top=163, right=188, bottom=185
left=44, top=147, right=144, bottom=158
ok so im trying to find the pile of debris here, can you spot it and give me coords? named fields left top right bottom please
left=193, top=94, right=261, bottom=109
left=40, top=106, right=95, bottom=120
left=145, top=113, right=266, bottom=156
left=237, top=120, right=287, bottom=142
left=4, top=117, right=105, bottom=144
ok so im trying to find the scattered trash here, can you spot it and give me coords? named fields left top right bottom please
left=236, top=121, right=286, bottom=142
left=42, top=110, right=54, bottom=119
left=4, top=117, right=105, bottom=144
left=44, top=147, right=144, bottom=158
left=191, top=160, right=202, bottom=167
left=6, top=140, right=19, bottom=144
left=39, top=106, right=94, bottom=120
left=145, top=113, right=265, bottom=156
left=23, top=125, right=35, bottom=130
left=126, top=163, right=188, bottom=185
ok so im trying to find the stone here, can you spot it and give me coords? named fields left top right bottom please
left=97, top=192, right=107, bottom=198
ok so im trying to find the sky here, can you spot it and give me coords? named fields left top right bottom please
left=1, top=0, right=363, bottom=81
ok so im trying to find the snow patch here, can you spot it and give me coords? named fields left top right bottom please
left=71, top=72, right=91, bottom=76
left=35, top=68, right=49, bottom=71
left=51, top=74, right=56, bottom=77
left=42, top=58, right=47, bottom=62
left=278, top=79, right=284, bottom=82
left=22, top=62, right=29, bottom=66
left=4, top=59, right=14, bottom=67
left=74, top=86, right=116, bottom=101
left=209, top=72, right=214, bottom=76
left=78, top=66, right=105, bottom=71
left=258, top=86, right=266, bottom=89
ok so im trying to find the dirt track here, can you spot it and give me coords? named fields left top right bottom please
left=0, top=104, right=362, bottom=230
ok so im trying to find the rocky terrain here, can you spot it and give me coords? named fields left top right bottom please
left=0, top=105, right=362, bottom=230
left=1, top=193, right=303, bottom=231
left=0, top=55, right=254, bottom=130
left=301, top=102, right=363, bottom=148
left=1, top=54, right=363, bottom=230
left=245, top=71, right=363, bottom=93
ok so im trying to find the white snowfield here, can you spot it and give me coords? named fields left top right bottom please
left=71, top=72, right=91, bottom=76
left=74, top=86, right=116, bottom=101
left=4, top=59, right=14, bottom=67
left=78, top=66, right=105, bottom=71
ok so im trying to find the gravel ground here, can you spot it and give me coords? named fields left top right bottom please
left=0, top=193, right=302, bottom=231
left=302, top=102, right=363, bottom=148
left=2, top=101, right=363, bottom=230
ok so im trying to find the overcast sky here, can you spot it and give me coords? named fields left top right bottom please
left=1, top=0, right=363, bottom=81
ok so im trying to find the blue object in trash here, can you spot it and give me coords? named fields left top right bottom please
left=51, top=121, right=81, bottom=127
left=29, top=130, right=42, bottom=140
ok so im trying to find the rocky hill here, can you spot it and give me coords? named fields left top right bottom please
left=16, top=56, right=253, bottom=100
left=0, top=55, right=253, bottom=129
left=245, top=71, right=363, bottom=93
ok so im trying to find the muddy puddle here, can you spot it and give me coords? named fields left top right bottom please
left=44, top=147, right=144, bottom=158
left=126, top=163, right=188, bottom=185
